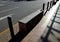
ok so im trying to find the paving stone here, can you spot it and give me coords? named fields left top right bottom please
left=40, top=5, right=60, bottom=42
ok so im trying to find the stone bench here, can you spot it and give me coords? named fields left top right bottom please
left=18, top=9, right=43, bottom=40
left=19, top=9, right=43, bottom=33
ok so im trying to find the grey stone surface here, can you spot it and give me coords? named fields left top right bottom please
left=0, top=0, right=51, bottom=32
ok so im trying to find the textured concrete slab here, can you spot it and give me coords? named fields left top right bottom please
left=40, top=2, right=60, bottom=42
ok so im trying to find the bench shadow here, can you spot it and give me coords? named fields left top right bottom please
left=48, top=26, right=60, bottom=33
left=9, top=31, right=27, bottom=42
left=9, top=12, right=43, bottom=42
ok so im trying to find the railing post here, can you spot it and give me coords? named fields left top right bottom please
left=50, top=1, right=53, bottom=8
left=47, top=2, right=49, bottom=11
left=42, top=3, right=45, bottom=11
left=53, top=0, right=56, bottom=5
left=56, top=0, right=59, bottom=2
left=42, top=3, right=45, bottom=15
left=51, top=1, right=53, bottom=7
left=7, top=16, right=14, bottom=39
left=52, top=0, right=54, bottom=5
left=50, top=1, right=51, bottom=8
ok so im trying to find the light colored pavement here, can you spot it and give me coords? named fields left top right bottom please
left=40, top=4, right=60, bottom=42
left=0, top=23, right=19, bottom=42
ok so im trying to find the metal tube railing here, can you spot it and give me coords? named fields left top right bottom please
left=43, top=3, right=45, bottom=11
left=47, top=2, right=49, bottom=11
left=7, top=16, right=14, bottom=39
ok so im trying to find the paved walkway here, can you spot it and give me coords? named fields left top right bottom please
left=40, top=4, right=60, bottom=42
left=0, top=23, right=19, bottom=42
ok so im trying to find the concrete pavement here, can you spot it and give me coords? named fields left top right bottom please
left=40, top=4, right=60, bottom=42
left=0, top=0, right=52, bottom=32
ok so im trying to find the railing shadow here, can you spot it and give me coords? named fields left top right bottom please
left=48, top=26, right=60, bottom=33
left=8, top=10, right=43, bottom=42
left=50, top=31, right=60, bottom=41
left=41, top=6, right=60, bottom=42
